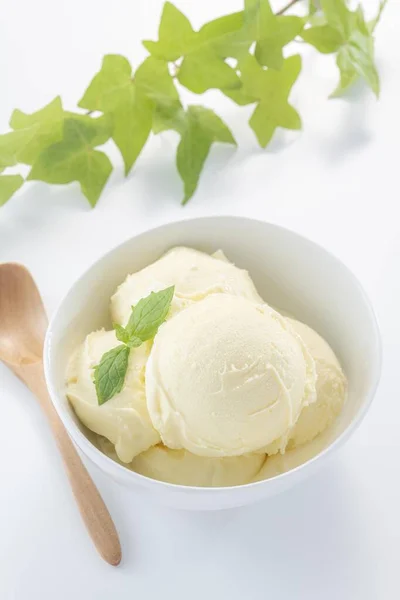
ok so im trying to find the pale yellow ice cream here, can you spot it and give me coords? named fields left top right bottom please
left=286, top=319, right=347, bottom=449
left=66, top=246, right=347, bottom=487
left=97, top=437, right=265, bottom=486
left=66, top=330, right=159, bottom=463
left=263, top=318, right=347, bottom=457
left=111, top=246, right=263, bottom=326
left=146, top=294, right=317, bottom=457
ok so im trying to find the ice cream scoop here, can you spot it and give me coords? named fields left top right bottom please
left=97, top=437, right=265, bottom=487
left=111, top=246, right=263, bottom=326
left=66, top=329, right=159, bottom=463
left=286, top=319, right=347, bottom=449
left=131, top=445, right=265, bottom=487
left=146, top=294, right=317, bottom=457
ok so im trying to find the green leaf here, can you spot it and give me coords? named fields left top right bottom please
left=369, top=0, right=388, bottom=33
left=126, top=286, right=175, bottom=341
left=222, top=86, right=257, bottom=106
left=79, top=55, right=154, bottom=174
left=178, top=48, right=241, bottom=94
left=240, top=54, right=302, bottom=147
left=318, top=1, right=380, bottom=97
left=0, top=97, right=63, bottom=168
left=135, top=57, right=183, bottom=134
left=320, top=0, right=351, bottom=39
left=126, top=336, right=143, bottom=348
left=143, top=2, right=196, bottom=60
left=28, top=114, right=113, bottom=207
left=0, top=174, right=24, bottom=206
left=145, top=3, right=245, bottom=94
left=245, top=0, right=304, bottom=70
left=331, top=33, right=379, bottom=97
left=176, top=106, right=236, bottom=204
left=255, top=16, right=305, bottom=70
left=301, top=24, right=343, bottom=53
left=114, top=323, right=130, bottom=344
left=309, top=0, right=318, bottom=16
left=94, top=345, right=130, bottom=405
left=197, top=12, right=250, bottom=59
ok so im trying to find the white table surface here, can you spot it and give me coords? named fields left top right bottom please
left=1, top=1, right=399, bottom=598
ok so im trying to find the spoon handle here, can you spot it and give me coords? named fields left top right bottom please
left=16, top=361, right=122, bottom=566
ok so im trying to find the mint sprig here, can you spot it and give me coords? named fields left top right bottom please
left=94, top=286, right=174, bottom=405
left=0, top=0, right=387, bottom=209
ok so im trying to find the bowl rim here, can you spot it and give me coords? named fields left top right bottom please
left=44, top=215, right=382, bottom=494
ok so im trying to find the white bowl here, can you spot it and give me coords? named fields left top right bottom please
left=44, top=217, right=381, bottom=510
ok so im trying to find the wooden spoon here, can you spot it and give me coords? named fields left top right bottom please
left=0, top=263, right=122, bottom=566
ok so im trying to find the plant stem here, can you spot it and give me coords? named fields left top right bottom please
left=277, top=0, right=302, bottom=15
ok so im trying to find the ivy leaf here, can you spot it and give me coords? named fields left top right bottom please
left=245, top=0, right=305, bottom=70
left=301, top=24, right=343, bottom=53
left=126, top=286, right=175, bottom=341
left=319, top=0, right=380, bottom=97
left=240, top=54, right=301, bottom=148
left=223, top=86, right=257, bottom=106
left=197, top=12, right=251, bottom=59
left=28, top=114, right=113, bottom=207
left=134, top=57, right=183, bottom=133
left=368, top=0, right=387, bottom=33
left=175, top=106, right=236, bottom=204
left=94, top=345, right=130, bottom=405
left=178, top=48, right=241, bottom=94
left=0, top=175, right=24, bottom=206
left=0, top=97, right=63, bottom=168
left=321, top=0, right=350, bottom=38
left=79, top=55, right=153, bottom=174
left=143, top=2, right=196, bottom=61
left=309, top=0, right=318, bottom=16
left=145, top=2, right=241, bottom=94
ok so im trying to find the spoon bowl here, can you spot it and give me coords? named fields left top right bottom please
left=0, top=263, right=47, bottom=366
left=0, top=262, right=122, bottom=565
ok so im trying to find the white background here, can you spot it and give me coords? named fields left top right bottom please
left=0, top=1, right=399, bottom=598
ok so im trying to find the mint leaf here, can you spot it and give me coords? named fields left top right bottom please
left=177, top=106, right=236, bottom=204
left=79, top=55, right=154, bottom=174
left=0, top=97, right=63, bottom=169
left=0, top=175, right=24, bottom=206
left=95, top=287, right=174, bottom=404
left=28, top=114, right=113, bottom=206
left=240, top=54, right=301, bottom=147
left=301, top=24, right=343, bottom=53
left=114, top=323, right=130, bottom=344
left=126, top=286, right=175, bottom=341
left=94, top=345, right=130, bottom=405
left=143, top=2, right=196, bottom=60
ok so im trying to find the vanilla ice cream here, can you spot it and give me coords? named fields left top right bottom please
left=66, top=330, right=159, bottom=462
left=111, top=246, right=263, bottom=326
left=131, top=446, right=265, bottom=487
left=96, top=437, right=265, bottom=486
left=146, top=294, right=317, bottom=457
left=286, top=319, right=347, bottom=449
left=66, top=246, right=348, bottom=487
